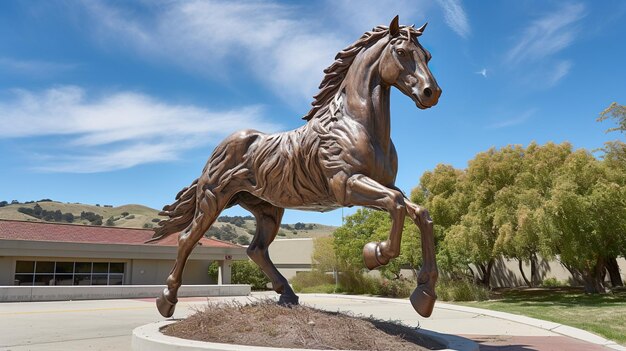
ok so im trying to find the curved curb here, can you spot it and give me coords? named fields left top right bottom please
left=132, top=320, right=477, bottom=351
left=303, top=294, right=626, bottom=351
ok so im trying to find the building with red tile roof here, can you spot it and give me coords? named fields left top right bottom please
left=0, top=219, right=246, bottom=287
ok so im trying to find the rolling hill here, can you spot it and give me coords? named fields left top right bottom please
left=0, top=200, right=337, bottom=243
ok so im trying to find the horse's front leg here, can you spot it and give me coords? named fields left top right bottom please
left=405, top=199, right=438, bottom=317
left=340, top=174, right=406, bottom=270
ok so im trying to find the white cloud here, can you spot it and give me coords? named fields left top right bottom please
left=435, top=0, right=470, bottom=38
left=487, top=109, right=536, bottom=129
left=476, top=68, right=488, bottom=77
left=0, top=86, right=281, bottom=173
left=76, top=1, right=439, bottom=107
left=77, top=1, right=345, bottom=106
left=506, top=3, right=585, bottom=64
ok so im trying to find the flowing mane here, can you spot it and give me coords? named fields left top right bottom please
left=303, top=24, right=421, bottom=121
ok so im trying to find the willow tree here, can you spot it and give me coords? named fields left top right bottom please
left=416, top=147, right=525, bottom=287
left=493, top=142, right=572, bottom=286
left=542, top=150, right=626, bottom=293
left=412, top=164, right=470, bottom=278
left=596, top=102, right=626, bottom=286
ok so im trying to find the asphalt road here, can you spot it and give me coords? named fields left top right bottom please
left=0, top=293, right=618, bottom=351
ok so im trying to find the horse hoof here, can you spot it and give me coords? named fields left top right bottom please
left=156, top=288, right=178, bottom=318
left=278, top=293, right=300, bottom=306
left=363, top=242, right=389, bottom=270
left=410, top=286, right=436, bottom=318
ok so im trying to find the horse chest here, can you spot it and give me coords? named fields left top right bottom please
left=323, top=124, right=398, bottom=186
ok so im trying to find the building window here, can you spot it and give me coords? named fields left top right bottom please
left=14, top=261, right=125, bottom=286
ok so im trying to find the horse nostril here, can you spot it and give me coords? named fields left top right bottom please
left=423, top=87, right=432, bottom=98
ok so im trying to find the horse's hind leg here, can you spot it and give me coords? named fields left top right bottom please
left=239, top=195, right=298, bottom=305
left=156, top=188, right=226, bottom=318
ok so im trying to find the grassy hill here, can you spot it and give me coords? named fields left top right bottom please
left=0, top=200, right=337, bottom=243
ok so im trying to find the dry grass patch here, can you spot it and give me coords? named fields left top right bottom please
left=163, top=300, right=443, bottom=350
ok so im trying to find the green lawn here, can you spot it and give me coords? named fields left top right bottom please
left=454, top=288, right=626, bottom=345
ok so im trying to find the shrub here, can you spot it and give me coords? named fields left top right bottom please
left=208, top=260, right=270, bottom=290
left=338, top=270, right=381, bottom=295
left=540, top=277, right=566, bottom=287
left=143, top=223, right=153, bottom=229
left=436, top=278, right=489, bottom=301
left=236, top=235, right=250, bottom=245
left=291, top=270, right=335, bottom=292
left=126, top=214, right=135, bottom=219
left=106, top=217, right=115, bottom=226
left=151, top=218, right=160, bottom=223
left=121, top=212, right=129, bottom=217
left=379, top=278, right=413, bottom=298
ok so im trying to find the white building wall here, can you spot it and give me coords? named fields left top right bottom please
left=269, top=238, right=314, bottom=280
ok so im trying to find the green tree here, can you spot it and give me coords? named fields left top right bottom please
left=493, top=142, right=572, bottom=286
left=208, top=260, right=270, bottom=290
left=542, top=150, right=626, bottom=293
left=596, top=103, right=626, bottom=287
left=445, top=146, right=525, bottom=287
left=597, top=102, right=626, bottom=134
left=412, top=164, right=470, bottom=280
left=236, top=234, right=250, bottom=245
left=333, top=208, right=421, bottom=280
left=312, top=236, right=338, bottom=273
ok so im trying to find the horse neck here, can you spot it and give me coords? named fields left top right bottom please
left=341, top=40, right=391, bottom=150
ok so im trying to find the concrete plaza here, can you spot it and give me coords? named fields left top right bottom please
left=0, top=293, right=622, bottom=351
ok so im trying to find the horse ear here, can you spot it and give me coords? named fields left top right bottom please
left=389, top=15, right=400, bottom=37
left=416, top=22, right=428, bottom=34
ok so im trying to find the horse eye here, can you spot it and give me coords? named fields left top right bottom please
left=397, top=49, right=405, bottom=57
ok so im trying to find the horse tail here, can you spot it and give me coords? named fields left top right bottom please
left=148, top=179, right=199, bottom=242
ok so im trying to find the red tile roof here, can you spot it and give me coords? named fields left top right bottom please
left=0, top=219, right=240, bottom=249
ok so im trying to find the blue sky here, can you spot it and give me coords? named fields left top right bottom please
left=1, top=1, right=625, bottom=225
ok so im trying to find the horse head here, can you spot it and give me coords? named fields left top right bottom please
left=379, top=16, right=441, bottom=109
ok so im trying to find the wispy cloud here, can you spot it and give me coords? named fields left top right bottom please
left=506, top=3, right=586, bottom=64
left=0, top=86, right=280, bottom=173
left=487, top=109, right=536, bottom=129
left=547, top=60, right=572, bottom=86
left=77, top=1, right=345, bottom=105
left=436, top=0, right=470, bottom=38
left=476, top=68, right=488, bottom=77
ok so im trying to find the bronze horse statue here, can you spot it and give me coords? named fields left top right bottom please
left=152, top=16, right=441, bottom=318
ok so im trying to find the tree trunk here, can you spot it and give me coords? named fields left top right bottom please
left=562, top=262, right=581, bottom=284
left=606, top=257, right=624, bottom=287
left=530, top=252, right=538, bottom=287
left=467, top=265, right=476, bottom=281
left=581, top=258, right=607, bottom=294
left=518, top=259, right=532, bottom=287
left=478, top=259, right=494, bottom=288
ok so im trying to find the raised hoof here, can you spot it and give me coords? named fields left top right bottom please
left=410, top=285, right=436, bottom=318
left=156, top=288, right=178, bottom=318
left=363, top=242, right=389, bottom=270
left=277, top=293, right=300, bottom=306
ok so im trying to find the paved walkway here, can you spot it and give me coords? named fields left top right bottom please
left=0, top=293, right=623, bottom=351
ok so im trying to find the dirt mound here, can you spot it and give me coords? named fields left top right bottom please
left=163, top=300, right=443, bottom=350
